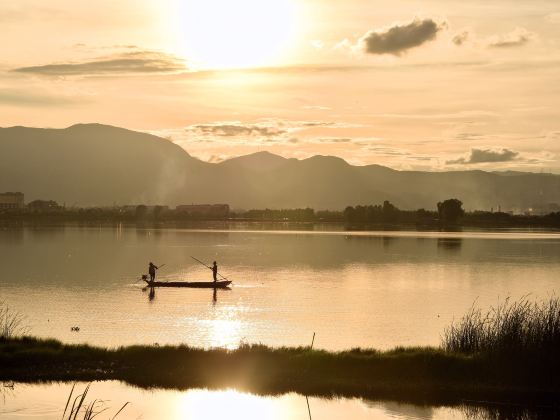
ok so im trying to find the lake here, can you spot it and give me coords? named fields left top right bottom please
left=1, top=224, right=559, bottom=350
left=0, top=381, right=551, bottom=420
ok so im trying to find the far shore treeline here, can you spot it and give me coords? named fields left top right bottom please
left=3, top=198, right=560, bottom=228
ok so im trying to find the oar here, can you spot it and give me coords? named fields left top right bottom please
left=190, top=256, right=231, bottom=282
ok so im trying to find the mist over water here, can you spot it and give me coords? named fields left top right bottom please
left=1, top=225, right=558, bottom=350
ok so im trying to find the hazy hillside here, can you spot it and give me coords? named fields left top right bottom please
left=0, top=124, right=205, bottom=206
left=1, top=124, right=560, bottom=211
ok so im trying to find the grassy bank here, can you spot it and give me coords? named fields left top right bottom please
left=1, top=297, right=559, bottom=407
left=1, top=337, right=559, bottom=407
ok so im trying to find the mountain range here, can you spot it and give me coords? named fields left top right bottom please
left=1, top=123, right=559, bottom=212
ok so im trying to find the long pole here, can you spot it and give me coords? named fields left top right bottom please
left=190, top=256, right=230, bottom=281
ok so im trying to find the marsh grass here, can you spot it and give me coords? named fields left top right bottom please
left=0, top=301, right=28, bottom=339
left=442, top=296, right=560, bottom=356
left=62, top=383, right=129, bottom=420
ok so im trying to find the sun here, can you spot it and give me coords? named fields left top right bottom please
left=173, top=0, right=296, bottom=69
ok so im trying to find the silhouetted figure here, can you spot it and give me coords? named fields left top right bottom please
left=149, top=262, right=159, bottom=282
left=212, top=261, right=218, bottom=282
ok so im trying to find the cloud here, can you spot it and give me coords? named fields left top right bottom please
left=0, top=88, right=82, bottom=106
left=316, top=137, right=352, bottom=143
left=487, top=27, right=534, bottom=48
left=454, top=132, right=487, bottom=141
left=368, top=146, right=411, bottom=157
left=453, top=31, right=469, bottom=46
left=191, top=123, right=285, bottom=137
left=447, top=148, right=519, bottom=164
left=13, top=50, right=185, bottom=76
left=359, top=18, right=445, bottom=55
left=187, top=120, right=350, bottom=141
left=207, top=154, right=227, bottom=163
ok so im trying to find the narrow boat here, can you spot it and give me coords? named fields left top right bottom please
left=144, top=280, right=232, bottom=289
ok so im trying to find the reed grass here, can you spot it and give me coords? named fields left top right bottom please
left=0, top=301, right=27, bottom=339
left=62, top=383, right=129, bottom=420
left=442, top=296, right=560, bottom=356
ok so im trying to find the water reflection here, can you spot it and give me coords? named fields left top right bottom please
left=437, top=237, right=463, bottom=252
left=0, top=381, right=556, bottom=420
left=374, top=401, right=434, bottom=419
left=142, top=285, right=225, bottom=305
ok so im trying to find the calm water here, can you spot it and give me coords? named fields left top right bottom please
left=0, top=381, right=532, bottom=420
left=1, top=225, right=559, bottom=350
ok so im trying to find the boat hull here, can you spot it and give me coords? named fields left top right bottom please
left=144, top=280, right=232, bottom=289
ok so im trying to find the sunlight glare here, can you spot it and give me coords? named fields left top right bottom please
left=174, top=0, right=296, bottom=69
left=177, top=389, right=292, bottom=420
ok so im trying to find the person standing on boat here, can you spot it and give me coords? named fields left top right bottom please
left=149, top=262, right=159, bottom=282
left=212, top=261, right=218, bottom=282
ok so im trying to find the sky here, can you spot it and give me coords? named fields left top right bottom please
left=1, top=0, right=560, bottom=171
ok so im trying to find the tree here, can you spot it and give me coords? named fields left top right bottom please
left=437, top=199, right=464, bottom=225
left=382, top=200, right=398, bottom=222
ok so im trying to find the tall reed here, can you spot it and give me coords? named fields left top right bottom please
left=62, top=384, right=129, bottom=420
left=442, top=296, right=560, bottom=355
left=0, top=301, right=27, bottom=339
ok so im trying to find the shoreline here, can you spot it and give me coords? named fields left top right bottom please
left=1, top=219, right=560, bottom=234
left=1, top=337, right=559, bottom=407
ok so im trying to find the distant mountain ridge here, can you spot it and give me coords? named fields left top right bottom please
left=1, top=123, right=559, bottom=211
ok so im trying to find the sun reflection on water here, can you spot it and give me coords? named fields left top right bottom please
left=175, top=389, right=293, bottom=420
left=198, top=318, right=244, bottom=349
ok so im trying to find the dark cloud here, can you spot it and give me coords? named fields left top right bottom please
left=447, top=148, right=519, bottom=164
left=192, top=123, right=285, bottom=137
left=207, top=155, right=226, bottom=163
left=360, top=18, right=444, bottom=55
left=13, top=51, right=185, bottom=76
left=301, top=121, right=336, bottom=127
left=189, top=120, right=342, bottom=138
left=453, top=31, right=469, bottom=46
left=454, top=132, right=486, bottom=141
left=316, top=137, right=352, bottom=143
left=487, top=28, right=533, bottom=48
left=368, top=146, right=410, bottom=156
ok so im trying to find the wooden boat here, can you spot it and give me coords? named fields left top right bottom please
left=144, top=279, right=232, bottom=289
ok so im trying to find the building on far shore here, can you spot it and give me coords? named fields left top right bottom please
left=0, top=192, right=24, bottom=210
left=176, top=204, right=230, bottom=218
left=27, top=200, right=61, bottom=211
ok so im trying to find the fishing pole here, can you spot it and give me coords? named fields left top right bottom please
left=190, top=256, right=231, bottom=282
